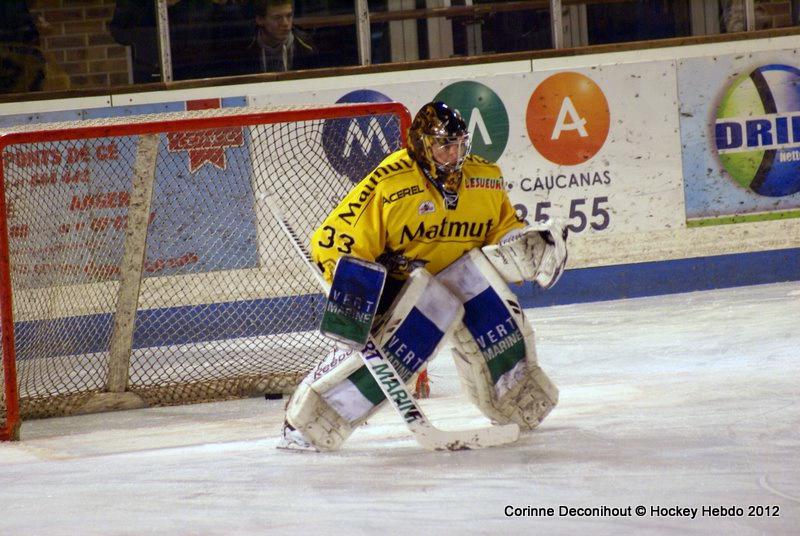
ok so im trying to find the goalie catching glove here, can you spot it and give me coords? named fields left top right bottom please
left=482, top=218, right=568, bottom=289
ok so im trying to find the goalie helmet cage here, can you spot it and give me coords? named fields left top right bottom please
left=0, top=102, right=412, bottom=441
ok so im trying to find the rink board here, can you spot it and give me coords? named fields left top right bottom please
left=11, top=245, right=799, bottom=360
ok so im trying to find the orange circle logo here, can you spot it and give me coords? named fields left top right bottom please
left=526, top=72, right=610, bottom=165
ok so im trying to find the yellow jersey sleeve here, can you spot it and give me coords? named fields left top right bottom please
left=485, top=188, right=525, bottom=245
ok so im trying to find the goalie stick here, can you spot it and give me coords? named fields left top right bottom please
left=262, top=194, right=520, bottom=451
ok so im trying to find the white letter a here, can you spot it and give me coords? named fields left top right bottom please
left=468, top=108, right=492, bottom=145
left=551, top=97, right=588, bottom=140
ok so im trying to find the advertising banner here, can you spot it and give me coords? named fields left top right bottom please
left=253, top=60, right=684, bottom=239
left=2, top=97, right=258, bottom=289
left=678, top=50, right=800, bottom=226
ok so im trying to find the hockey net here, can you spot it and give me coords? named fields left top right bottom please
left=0, top=102, right=411, bottom=440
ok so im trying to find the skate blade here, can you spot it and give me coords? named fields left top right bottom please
left=276, top=430, right=319, bottom=452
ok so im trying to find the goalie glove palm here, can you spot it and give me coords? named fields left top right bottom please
left=482, top=219, right=568, bottom=289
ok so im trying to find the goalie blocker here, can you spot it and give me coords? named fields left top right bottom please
left=319, top=255, right=387, bottom=348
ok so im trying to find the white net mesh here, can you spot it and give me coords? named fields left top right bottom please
left=0, top=103, right=409, bottom=430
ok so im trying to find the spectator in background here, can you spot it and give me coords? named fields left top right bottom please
left=110, top=0, right=169, bottom=83
left=477, top=6, right=551, bottom=54
left=720, top=0, right=797, bottom=32
left=110, top=0, right=251, bottom=83
left=587, top=0, right=690, bottom=44
left=245, top=0, right=318, bottom=72
left=721, top=0, right=746, bottom=32
left=0, top=1, right=46, bottom=94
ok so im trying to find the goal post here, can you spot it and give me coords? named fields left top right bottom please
left=0, top=102, right=412, bottom=441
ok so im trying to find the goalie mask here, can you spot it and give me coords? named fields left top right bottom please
left=408, top=102, right=471, bottom=199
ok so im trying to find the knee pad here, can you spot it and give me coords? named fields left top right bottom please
left=437, top=249, right=559, bottom=430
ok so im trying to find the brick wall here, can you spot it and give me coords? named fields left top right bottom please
left=29, top=0, right=129, bottom=91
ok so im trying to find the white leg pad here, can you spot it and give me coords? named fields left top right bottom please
left=438, top=249, right=559, bottom=430
left=451, top=325, right=558, bottom=430
left=284, top=269, right=463, bottom=451
left=284, top=345, right=361, bottom=452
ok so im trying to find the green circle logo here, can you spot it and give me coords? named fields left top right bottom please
left=714, top=64, right=800, bottom=197
left=434, top=81, right=509, bottom=162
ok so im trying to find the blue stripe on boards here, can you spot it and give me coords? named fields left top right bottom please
left=14, top=294, right=324, bottom=360
left=514, top=247, right=800, bottom=307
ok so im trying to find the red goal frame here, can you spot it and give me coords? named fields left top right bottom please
left=0, top=102, right=411, bottom=441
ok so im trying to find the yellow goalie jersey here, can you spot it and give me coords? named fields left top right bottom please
left=311, top=149, right=525, bottom=282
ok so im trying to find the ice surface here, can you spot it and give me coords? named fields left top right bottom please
left=1, top=282, right=798, bottom=535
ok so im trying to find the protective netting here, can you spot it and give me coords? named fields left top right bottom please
left=0, top=103, right=409, bottom=433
